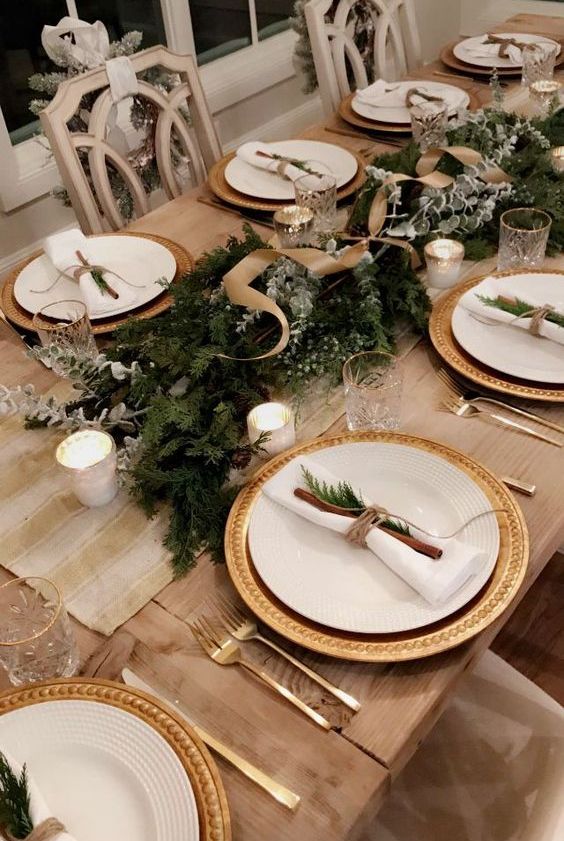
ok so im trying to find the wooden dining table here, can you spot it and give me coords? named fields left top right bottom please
left=1, top=11, right=564, bottom=841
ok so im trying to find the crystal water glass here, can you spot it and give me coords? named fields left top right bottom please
left=0, top=577, right=79, bottom=686
left=294, top=173, right=338, bottom=237
left=32, top=299, right=97, bottom=375
left=409, top=101, right=448, bottom=152
left=497, top=208, right=552, bottom=271
left=343, top=351, right=403, bottom=431
left=521, top=42, right=559, bottom=87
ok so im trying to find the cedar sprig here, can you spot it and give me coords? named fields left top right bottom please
left=0, top=751, right=33, bottom=839
left=478, top=295, right=564, bottom=328
left=301, top=466, right=410, bottom=536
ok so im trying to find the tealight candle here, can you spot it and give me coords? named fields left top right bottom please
left=550, top=146, right=564, bottom=173
left=529, top=80, right=562, bottom=114
left=247, top=402, right=295, bottom=457
left=273, top=205, right=314, bottom=248
left=56, top=429, right=118, bottom=507
left=423, top=239, right=465, bottom=288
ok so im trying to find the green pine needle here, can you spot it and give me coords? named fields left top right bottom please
left=91, top=269, right=113, bottom=297
left=478, top=295, right=564, bottom=328
left=0, top=751, right=33, bottom=839
left=300, top=466, right=410, bottom=536
left=301, top=466, right=364, bottom=510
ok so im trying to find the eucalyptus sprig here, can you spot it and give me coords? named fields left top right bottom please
left=301, top=466, right=410, bottom=536
left=0, top=751, right=33, bottom=840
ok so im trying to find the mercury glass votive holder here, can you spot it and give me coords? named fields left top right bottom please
left=528, top=80, right=562, bottom=116
left=550, top=146, right=564, bottom=174
left=424, top=239, right=465, bottom=288
left=56, top=429, right=118, bottom=507
left=273, top=205, right=314, bottom=247
left=247, top=402, right=295, bottom=457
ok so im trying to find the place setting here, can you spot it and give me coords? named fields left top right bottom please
left=1, top=229, right=194, bottom=336
left=441, top=31, right=563, bottom=78
left=338, top=78, right=479, bottom=136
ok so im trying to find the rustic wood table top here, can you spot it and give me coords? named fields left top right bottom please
left=2, top=13, right=564, bottom=841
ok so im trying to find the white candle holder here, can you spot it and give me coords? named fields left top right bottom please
left=56, top=429, right=118, bottom=507
left=550, top=146, right=564, bottom=174
left=247, top=402, right=295, bottom=458
left=424, top=239, right=465, bottom=288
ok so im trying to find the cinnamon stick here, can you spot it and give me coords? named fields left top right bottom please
left=293, top=488, right=443, bottom=560
left=76, top=250, right=119, bottom=299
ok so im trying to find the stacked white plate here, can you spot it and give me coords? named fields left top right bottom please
left=247, top=440, right=499, bottom=635
left=452, top=271, right=564, bottom=384
left=0, top=699, right=199, bottom=841
left=224, top=139, right=358, bottom=201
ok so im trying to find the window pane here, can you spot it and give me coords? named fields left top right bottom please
left=256, top=0, right=292, bottom=41
left=76, top=0, right=166, bottom=48
left=190, top=1, right=252, bottom=65
left=0, top=1, right=67, bottom=143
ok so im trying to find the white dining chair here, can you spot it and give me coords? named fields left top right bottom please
left=304, top=0, right=422, bottom=115
left=40, top=45, right=222, bottom=235
left=374, top=650, right=564, bottom=841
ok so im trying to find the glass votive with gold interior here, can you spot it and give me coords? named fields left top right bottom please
left=424, top=239, right=465, bottom=288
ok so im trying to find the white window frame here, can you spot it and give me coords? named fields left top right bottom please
left=0, top=0, right=297, bottom=212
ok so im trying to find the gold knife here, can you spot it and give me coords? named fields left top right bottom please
left=122, top=668, right=301, bottom=811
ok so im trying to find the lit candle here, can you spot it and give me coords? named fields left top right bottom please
left=56, top=429, right=118, bottom=507
left=247, top=402, right=295, bottom=457
left=424, top=239, right=465, bottom=288
left=273, top=205, right=314, bottom=248
left=550, top=146, right=564, bottom=173
left=528, top=79, right=562, bottom=114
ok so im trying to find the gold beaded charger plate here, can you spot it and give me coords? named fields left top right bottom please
left=339, top=88, right=481, bottom=134
left=208, top=150, right=366, bottom=212
left=1, top=232, right=194, bottom=336
left=440, top=39, right=564, bottom=77
left=0, top=678, right=231, bottom=841
left=429, top=270, right=564, bottom=402
left=225, top=431, right=528, bottom=662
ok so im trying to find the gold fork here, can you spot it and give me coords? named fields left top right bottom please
left=441, top=395, right=562, bottom=446
left=437, top=368, right=564, bottom=435
left=211, top=596, right=361, bottom=711
left=190, top=617, right=332, bottom=730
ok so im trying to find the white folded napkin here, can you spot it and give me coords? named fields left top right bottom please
left=262, top=456, right=485, bottom=605
left=43, top=228, right=138, bottom=318
left=465, top=37, right=523, bottom=65
left=236, top=142, right=306, bottom=182
left=460, top=275, right=564, bottom=346
left=355, top=79, right=464, bottom=113
left=2, top=750, right=75, bottom=840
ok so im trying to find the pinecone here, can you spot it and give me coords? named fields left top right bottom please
left=231, top=447, right=252, bottom=470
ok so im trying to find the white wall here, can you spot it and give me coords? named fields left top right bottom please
left=415, top=0, right=461, bottom=60
left=461, top=0, right=564, bottom=35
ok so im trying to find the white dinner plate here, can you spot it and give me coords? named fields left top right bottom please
left=248, top=441, right=499, bottom=634
left=0, top=699, right=199, bottom=841
left=224, top=140, right=358, bottom=200
left=352, top=81, right=469, bottom=124
left=453, top=33, right=560, bottom=69
left=452, top=272, right=564, bottom=383
left=14, top=235, right=177, bottom=321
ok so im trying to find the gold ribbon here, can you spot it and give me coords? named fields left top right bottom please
left=368, top=145, right=511, bottom=237
left=219, top=242, right=369, bottom=361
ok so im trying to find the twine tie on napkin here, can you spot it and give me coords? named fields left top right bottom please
left=345, top=506, right=389, bottom=548
left=6, top=818, right=66, bottom=841
left=485, top=34, right=528, bottom=58
left=405, top=88, right=444, bottom=108
left=525, top=304, right=555, bottom=336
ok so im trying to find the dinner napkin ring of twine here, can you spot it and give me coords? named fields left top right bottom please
left=6, top=818, right=66, bottom=841
left=345, top=507, right=509, bottom=549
